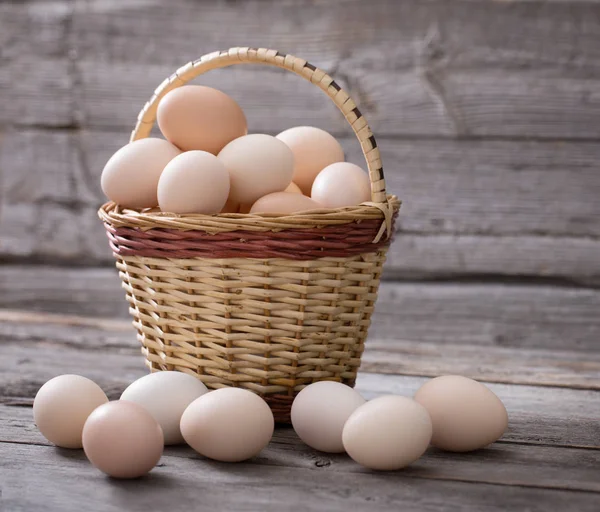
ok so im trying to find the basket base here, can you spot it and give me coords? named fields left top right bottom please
left=263, top=394, right=295, bottom=424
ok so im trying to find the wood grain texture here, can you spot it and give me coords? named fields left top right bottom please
left=2, top=129, right=598, bottom=282
left=2, top=407, right=600, bottom=493
left=2, top=308, right=598, bottom=390
left=2, top=442, right=600, bottom=512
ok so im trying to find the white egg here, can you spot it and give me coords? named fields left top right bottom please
left=342, top=396, right=432, bottom=470
left=311, top=162, right=371, bottom=208
left=157, top=150, right=230, bottom=214
left=217, top=134, right=294, bottom=204
left=180, top=388, right=274, bottom=462
left=120, top=371, right=208, bottom=445
left=101, top=138, right=181, bottom=208
left=34, top=375, right=108, bottom=449
left=291, top=381, right=365, bottom=453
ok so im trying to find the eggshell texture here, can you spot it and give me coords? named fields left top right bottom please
left=157, top=85, right=247, bottom=154
left=83, top=401, right=163, bottom=479
left=342, top=396, right=432, bottom=470
left=218, top=134, right=294, bottom=204
left=414, top=375, right=508, bottom=452
left=158, top=151, right=230, bottom=214
left=311, top=162, right=371, bottom=208
left=33, top=375, right=108, bottom=449
left=284, top=182, right=303, bottom=194
left=120, top=371, right=208, bottom=445
left=180, top=388, right=274, bottom=462
left=249, top=192, right=321, bottom=214
left=276, top=126, right=344, bottom=195
left=101, top=138, right=181, bottom=208
left=291, top=381, right=366, bottom=453
left=220, top=198, right=240, bottom=213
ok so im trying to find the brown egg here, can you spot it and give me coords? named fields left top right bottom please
left=250, top=192, right=322, bottom=214
left=284, top=182, right=303, bottom=194
left=276, top=126, right=344, bottom=195
left=311, top=162, right=371, bottom=208
left=414, top=375, right=508, bottom=452
left=82, top=401, right=164, bottom=479
left=101, top=138, right=181, bottom=208
left=157, top=85, right=247, bottom=154
left=218, top=134, right=294, bottom=204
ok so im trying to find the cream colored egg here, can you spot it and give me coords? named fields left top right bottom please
left=83, top=401, right=163, bottom=479
left=157, top=85, right=247, bottom=154
left=33, top=375, right=108, bottom=449
left=414, top=375, right=508, bottom=452
left=342, top=396, right=432, bottom=471
left=276, top=126, right=344, bottom=195
left=101, top=138, right=181, bottom=208
left=291, top=381, right=366, bottom=453
left=284, top=182, right=303, bottom=194
left=157, top=150, right=230, bottom=214
left=120, top=371, right=208, bottom=445
left=218, top=134, right=294, bottom=204
left=249, top=192, right=321, bottom=214
left=311, top=162, right=371, bottom=208
left=180, top=388, right=274, bottom=462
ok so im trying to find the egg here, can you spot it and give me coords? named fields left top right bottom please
left=218, top=134, right=294, bottom=204
left=220, top=198, right=240, bottom=213
left=120, top=371, right=208, bottom=445
left=82, top=401, right=163, bottom=479
left=249, top=192, right=322, bottom=214
left=33, top=375, right=108, bottom=449
left=342, top=396, right=432, bottom=471
left=284, top=182, right=303, bottom=194
left=311, top=162, right=371, bottom=208
left=157, top=85, right=247, bottom=154
left=157, top=150, right=230, bottom=214
left=291, top=381, right=365, bottom=453
left=180, top=388, right=274, bottom=462
left=101, top=138, right=181, bottom=208
left=414, top=375, right=508, bottom=452
left=276, top=126, right=344, bottom=195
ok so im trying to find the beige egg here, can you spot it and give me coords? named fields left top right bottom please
left=414, top=375, right=508, bottom=452
left=220, top=198, right=240, bottom=213
left=218, top=134, right=294, bottom=204
left=180, top=388, right=274, bottom=462
left=284, top=182, right=303, bottom=194
left=101, top=138, right=181, bottom=208
left=33, top=375, right=108, bottom=449
left=120, top=371, right=208, bottom=445
left=83, top=401, right=163, bottom=479
left=276, top=126, right=344, bottom=195
left=342, top=396, right=432, bottom=471
left=249, top=192, right=321, bottom=214
left=157, top=151, right=230, bottom=214
left=311, top=162, right=371, bottom=208
left=157, top=85, right=247, bottom=154
left=291, top=382, right=366, bottom=453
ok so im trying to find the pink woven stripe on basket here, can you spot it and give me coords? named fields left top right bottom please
left=105, top=218, right=396, bottom=260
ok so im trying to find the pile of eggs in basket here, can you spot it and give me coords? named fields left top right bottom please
left=101, top=85, right=373, bottom=214
left=33, top=372, right=508, bottom=478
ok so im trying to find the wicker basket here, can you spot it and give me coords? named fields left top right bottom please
left=99, top=47, right=400, bottom=423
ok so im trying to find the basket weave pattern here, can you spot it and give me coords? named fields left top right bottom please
left=99, top=47, right=400, bottom=422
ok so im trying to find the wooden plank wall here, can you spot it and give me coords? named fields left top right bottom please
left=0, top=0, right=598, bottom=286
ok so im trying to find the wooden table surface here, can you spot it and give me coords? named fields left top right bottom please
left=1, top=0, right=600, bottom=510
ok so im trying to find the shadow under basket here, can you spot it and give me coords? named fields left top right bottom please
left=98, top=47, right=400, bottom=423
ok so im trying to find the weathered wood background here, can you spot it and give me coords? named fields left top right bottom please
left=1, top=1, right=599, bottom=511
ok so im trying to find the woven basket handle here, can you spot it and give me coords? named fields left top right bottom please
left=131, top=47, right=388, bottom=205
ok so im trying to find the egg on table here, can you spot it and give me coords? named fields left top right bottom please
left=101, top=138, right=181, bottom=209
left=120, top=371, right=209, bottom=445
left=157, top=150, right=230, bottom=214
left=157, top=85, right=247, bottom=154
left=414, top=375, right=508, bottom=452
left=276, top=126, right=344, bottom=195
left=218, top=134, right=294, bottom=204
left=342, top=395, right=432, bottom=470
left=33, top=375, right=108, bottom=449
